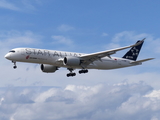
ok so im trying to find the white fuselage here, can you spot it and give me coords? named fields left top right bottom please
left=5, top=48, right=139, bottom=70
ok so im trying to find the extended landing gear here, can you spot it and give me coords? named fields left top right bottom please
left=12, top=61, right=17, bottom=69
left=13, top=66, right=17, bottom=69
left=79, top=69, right=88, bottom=74
left=67, top=73, right=76, bottom=77
left=66, top=68, right=89, bottom=77
left=67, top=68, right=76, bottom=77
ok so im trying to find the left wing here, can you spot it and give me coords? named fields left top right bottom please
left=80, top=40, right=144, bottom=66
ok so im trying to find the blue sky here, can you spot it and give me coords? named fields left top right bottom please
left=1, top=0, right=160, bottom=51
left=0, top=0, right=160, bottom=120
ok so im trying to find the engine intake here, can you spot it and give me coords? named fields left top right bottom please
left=63, top=57, right=81, bottom=66
left=41, top=64, right=58, bottom=73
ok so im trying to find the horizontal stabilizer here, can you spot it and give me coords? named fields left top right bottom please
left=130, top=58, right=154, bottom=64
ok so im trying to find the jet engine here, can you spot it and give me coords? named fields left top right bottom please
left=63, top=57, right=81, bottom=66
left=40, top=64, right=58, bottom=73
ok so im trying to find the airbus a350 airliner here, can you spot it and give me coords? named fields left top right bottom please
left=5, top=38, right=154, bottom=77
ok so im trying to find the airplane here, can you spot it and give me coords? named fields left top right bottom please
left=4, top=38, right=154, bottom=77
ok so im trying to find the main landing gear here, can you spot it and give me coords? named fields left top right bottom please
left=67, top=68, right=76, bottom=77
left=79, top=69, right=88, bottom=74
left=12, top=61, right=17, bottom=69
left=66, top=68, right=89, bottom=77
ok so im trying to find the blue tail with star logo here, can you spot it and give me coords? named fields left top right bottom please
left=122, top=38, right=145, bottom=61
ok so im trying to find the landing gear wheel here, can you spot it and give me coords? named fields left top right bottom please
left=79, top=69, right=88, bottom=74
left=13, top=66, right=17, bottom=69
left=66, top=68, right=76, bottom=77
left=67, top=74, right=69, bottom=77
left=12, top=61, right=17, bottom=69
left=67, top=72, right=76, bottom=77
left=72, top=73, right=76, bottom=76
left=79, top=71, right=82, bottom=74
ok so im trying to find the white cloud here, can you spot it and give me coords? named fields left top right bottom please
left=57, top=24, right=75, bottom=32
left=21, top=0, right=37, bottom=11
left=0, top=0, right=42, bottom=12
left=112, top=31, right=150, bottom=43
left=102, top=32, right=108, bottom=37
left=0, top=0, right=19, bottom=11
left=104, top=42, right=120, bottom=49
left=144, top=90, right=160, bottom=100
left=0, top=82, right=160, bottom=120
left=52, top=35, right=73, bottom=46
left=0, top=30, right=42, bottom=48
left=35, top=88, right=57, bottom=103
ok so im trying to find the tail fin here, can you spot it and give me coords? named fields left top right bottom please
left=122, top=38, right=145, bottom=61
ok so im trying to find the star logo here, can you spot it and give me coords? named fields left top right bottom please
left=131, top=47, right=139, bottom=56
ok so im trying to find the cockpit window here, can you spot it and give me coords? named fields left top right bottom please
left=9, top=50, right=15, bottom=53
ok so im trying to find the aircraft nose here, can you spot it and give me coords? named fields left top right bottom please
left=4, top=53, right=10, bottom=59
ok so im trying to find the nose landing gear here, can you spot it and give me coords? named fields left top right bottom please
left=12, top=61, right=17, bottom=69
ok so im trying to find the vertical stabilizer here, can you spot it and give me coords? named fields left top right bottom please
left=122, top=39, right=145, bottom=61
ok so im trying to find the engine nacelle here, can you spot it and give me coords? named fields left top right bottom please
left=63, top=57, right=81, bottom=66
left=41, top=64, right=58, bottom=73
